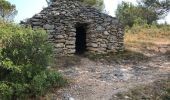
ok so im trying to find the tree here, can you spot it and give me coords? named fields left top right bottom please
left=138, top=0, right=170, bottom=18
left=82, top=0, right=104, bottom=11
left=0, top=0, right=17, bottom=21
left=115, top=2, right=149, bottom=27
left=116, top=0, right=170, bottom=27
left=46, top=0, right=104, bottom=11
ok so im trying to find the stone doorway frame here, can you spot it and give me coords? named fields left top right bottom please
left=75, top=23, right=88, bottom=54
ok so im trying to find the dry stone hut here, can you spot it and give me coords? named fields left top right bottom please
left=24, top=0, right=124, bottom=56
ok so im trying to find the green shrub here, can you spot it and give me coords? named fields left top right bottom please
left=0, top=82, right=13, bottom=99
left=0, top=22, right=67, bottom=99
left=31, top=71, right=67, bottom=96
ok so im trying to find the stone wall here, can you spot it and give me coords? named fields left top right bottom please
left=24, top=0, right=124, bottom=56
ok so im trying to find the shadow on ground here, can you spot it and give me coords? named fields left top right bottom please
left=81, top=50, right=149, bottom=64
left=54, top=49, right=150, bottom=68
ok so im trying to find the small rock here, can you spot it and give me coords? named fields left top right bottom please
left=55, top=43, right=64, bottom=48
left=91, top=43, right=98, bottom=47
left=43, top=24, right=55, bottom=30
left=55, top=35, right=64, bottom=39
left=96, top=26, right=104, bottom=31
left=69, top=97, right=75, bottom=100
left=104, top=31, right=109, bottom=35
left=63, top=93, right=75, bottom=100
left=159, top=48, right=167, bottom=53
left=124, top=96, right=130, bottom=99
left=34, top=14, right=43, bottom=18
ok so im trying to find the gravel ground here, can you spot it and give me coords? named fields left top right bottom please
left=48, top=45, right=170, bottom=100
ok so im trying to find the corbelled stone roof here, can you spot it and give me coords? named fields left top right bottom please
left=26, top=0, right=120, bottom=26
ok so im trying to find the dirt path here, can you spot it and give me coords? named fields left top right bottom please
left=49, top=45, right=170, bottom=100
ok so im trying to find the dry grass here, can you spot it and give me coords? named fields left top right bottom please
left=125, top=25, right=170, bottom=51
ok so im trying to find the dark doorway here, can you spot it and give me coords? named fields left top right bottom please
left=75, top=23, right=87, bottom=54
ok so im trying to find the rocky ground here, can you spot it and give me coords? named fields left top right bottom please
left=46, top=44, right=170, bottom=100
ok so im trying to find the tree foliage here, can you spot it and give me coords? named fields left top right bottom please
left=46, top=0, right=104, bottom=11
left=138, top=0, right=170, bottom=18
left=116, top=2, right=149, bottom=27
left=0, top=0, right=17, bottom=21
left=116, top=0, right=170, bottom=27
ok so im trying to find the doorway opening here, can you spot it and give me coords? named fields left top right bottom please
left=75, top=23, right=87, bottom=54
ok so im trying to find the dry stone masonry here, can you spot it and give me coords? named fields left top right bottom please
left=24, top=0, right=124, bottom=56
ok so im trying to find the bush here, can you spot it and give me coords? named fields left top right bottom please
left=0, top=83, right=13, bottom=99
left=0, top=22, right=67, bottom=99
left=31, top=70, right=67, bottom=96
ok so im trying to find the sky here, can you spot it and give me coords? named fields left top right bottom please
left=7, top=0, right=170, bottom=24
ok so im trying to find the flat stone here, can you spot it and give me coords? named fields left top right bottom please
left=55, top=35, right=64, bottom=39
left=48, top=34, right=54, bottom=39
left=101, top=44, right=107, bottom=48
left=96, top=26, right=104, bottom=31
left=52, top=11, right=60, bottom=15
left=32, top=22, right=42, bottom=25
left=159, top=48, right=167, bottom=53
left=66, top=45, right=75, bottom=49
left=105, top=17, right=112, bottom=22
left=31, top=18, right=40, bottom=22
left=33, top=26, right=42, bottom=29
left=43, top=24, right=55, bottom=30
left=91, top=43, right=98, bottom=47
left=55, top=39, right=65, bottom=43
left=108, top=43, right=115, bottom=50
left=47, top=30, right=55, bottom=33
left=104, top=31, right=109, bottom=35
left=54, top=48, right=63, bottom=54
left=68, top=49, right=75, bottom=53
left=55, top=43, right=64, bottom=48
left=34, top=14, right=43, bottom=18
left=66, top=41, right=75, bottom=45
left=87, top=47, right=98, bottom=51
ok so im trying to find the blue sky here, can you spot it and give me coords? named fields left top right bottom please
left=7, top=0, right=170, bottom=24
left=7, top=0, right=47, bottom=22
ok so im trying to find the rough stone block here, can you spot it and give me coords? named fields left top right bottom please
left=55, top=43, right=64, bottom=48
left=55, top=39, right=65, bottom=43
left=55, top=35, right=64, bottom=39
left=96, top=26, right=104, bottom=31
left=66, top=41, right=75, bottom=45
left=90, top=43, right=98, bottom=47
left=104, top=31, right=109, bottom=35
left=66, top=45, right=75, bottom=49
left=100, top=44, right=107, bottom=48
left=43, top=24, right=55, bottom=30
left=68, top=49, right=75, bottom=53
left=47, top=30, right=55, bottom=33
